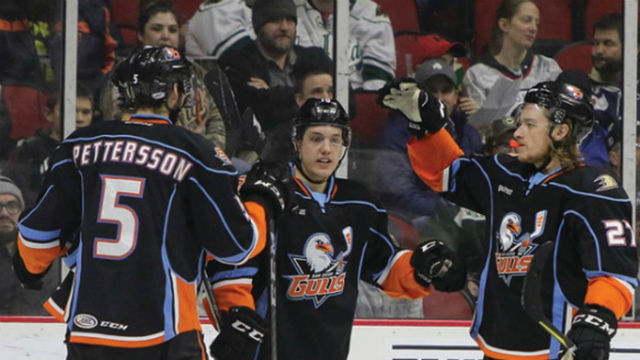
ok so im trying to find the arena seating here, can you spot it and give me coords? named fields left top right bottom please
left=554, top=41, right=593, bottom=73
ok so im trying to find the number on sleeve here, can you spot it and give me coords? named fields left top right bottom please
left=602, top=220, right=628, bottom=247
left=94, top=175, right=146, bottom=259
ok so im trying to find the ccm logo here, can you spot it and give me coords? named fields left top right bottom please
left=231, top=320, right=264, bottom=342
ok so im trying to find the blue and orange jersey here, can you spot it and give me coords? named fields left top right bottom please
left=408, top=129, right=637, bottom=359
left=18, top=114, right=266, bottom=348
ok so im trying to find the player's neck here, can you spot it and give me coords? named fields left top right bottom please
left=133, top=106, right=169, bottom=118
left=294, top=166, right=328, bottom=193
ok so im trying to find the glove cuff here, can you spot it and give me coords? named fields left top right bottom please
left=573, top=304, right=618, bottom=338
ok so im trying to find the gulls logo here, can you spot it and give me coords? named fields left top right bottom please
left=285, top=227, right=353, bottom=308
left=495, top=211, right=547, bottom=283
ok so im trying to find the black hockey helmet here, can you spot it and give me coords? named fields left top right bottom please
left=523, top=81, right=594, bottom=144
left=113, top=46, right=192, bottom=109
left=292, top=98, right=351, bottom=148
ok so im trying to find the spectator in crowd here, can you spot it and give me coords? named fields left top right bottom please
left=0, top=175, right=58, bottom=315
left=2, top=82, right=95, bottom=208
left=186, top=0, right=254, bottom=59
left=218, top=0, right=332, bottom=163
left=187, top=0, right=394, bottom=90
left=377, top=59, right=482, bottom=226
left=0, top=0, right=49, bottom=152
left=403, top=33, right=478, bottom=116
left=99, top=0, right=243, bottom=160
left=463, top=0, right=561, bottom=127
left=48, top=0, right=119, bottom=92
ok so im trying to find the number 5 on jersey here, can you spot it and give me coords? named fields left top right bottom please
left=94, top=175, right=146, bottom=259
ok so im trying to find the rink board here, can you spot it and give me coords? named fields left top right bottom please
left=1, top=317, right=639, bottom=359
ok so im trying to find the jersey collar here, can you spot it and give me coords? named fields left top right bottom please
left=128, top=114, right=173, bottom=125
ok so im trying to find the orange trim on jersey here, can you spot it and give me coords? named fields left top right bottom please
left=128, top=118, right=172, bottom=125
left=244, top=201, right=267, bottom=259
left=330, top=183, right=338, bottom=199
left=584, top=276, right=633, bottom=319
left=205, top=254, right=214, bottom=261
left=69, top=333, right=165, bottom=348
left=195, top=330, right=207, bottom=360
left=0, top=19, right=29, bottom=31
left=18, top=233, right=68, bottom=274
left=407, top=130, right=463, bottom=193
left=43, top=299, right=65, bottom=323
left=213, top=283, right=255, bottom=312
left=476, top=337, right=549, bottom=360
left=292, top=176, right=311, bottom=197
left=542, top=163, right=585, bottom=184
left=175, top=277, right=201, bottom=334
left=381, top=252, right=431, bottom=299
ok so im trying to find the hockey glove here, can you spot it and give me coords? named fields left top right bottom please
left=240, top=161, right=296, bottom=218
left=561, top=304, right=617, bottom=360
left=12, top=249, right=47, bottom=290
left=410, top=239, right=466, bottom=292
left=378, top=78, right=447, bottom=138
left=210, top=306, right=266, bottom=360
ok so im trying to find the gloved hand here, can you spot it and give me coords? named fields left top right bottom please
left=410, top=239, right=466, bottom=292
left=210, top=306, right=266, bottom=360
left=561, top=304, right=617, bottom=360
left=240, top=161, right=297, bottom=218
left=12, top=250, right=47, bottom=290
left=378, top=78, right=447, bottom=137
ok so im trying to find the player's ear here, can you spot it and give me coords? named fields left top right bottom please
left=551, top=123, right=570, bottom=142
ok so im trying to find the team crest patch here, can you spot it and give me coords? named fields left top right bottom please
left=495, top=211, right=547, bottom=283
left=285, top=227, right=353, bottom=308
left=594, top=175, right=618, bottom=192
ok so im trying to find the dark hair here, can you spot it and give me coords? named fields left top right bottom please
left=294, top=67, right=333, bottom=95
left=76, top=82, right=94, bottom=106
left=488, top=0, right=537, bottom=55
left=593, top=13, right=623, bottom=43
left=138, top=0, right=179, bottom=35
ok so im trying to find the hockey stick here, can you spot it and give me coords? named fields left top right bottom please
left=267, top=217, right=278, bottom=360
left=201, top=264, right=223, bottom=330
left=521, top=241, right=576, bottom=360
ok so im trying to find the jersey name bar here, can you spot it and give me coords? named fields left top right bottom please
left=72, top=139, right=194, bottom=182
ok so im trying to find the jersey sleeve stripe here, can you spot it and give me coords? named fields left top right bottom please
left=408, top=130, right=464, bottom=193
left=584, top=276, right=634, bottom=319
left=212, top=278, right=252, bottom=289
left=373, top=246, right=406, bottom=286
left=476, top=334, right=549, bottom=359
left=213, top=282, right=255, bottom=312
left=43, top=299, right=66, bottom=322
left=18, top=233, right=67, bottom=273
left=380, top=250, right=431, bottom=299
left=172, top=272, right=201, bottom=334
left=190, top=177, right=257, bottom=263
left=18, top=225, right=62, bottom=242
left=210, top=267, right=258, bottom=282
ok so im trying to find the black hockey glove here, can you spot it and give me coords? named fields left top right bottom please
left=378, top=78, right=447, bottom=138
left=210, top=306, right=266, bottom=360
left=12, top=249, right=47, bottom=290
left=240, top=161, right=296, bottom=218
left=410, top=239, right=466, bottom=292
left=560, top=304, right=617, bottom=360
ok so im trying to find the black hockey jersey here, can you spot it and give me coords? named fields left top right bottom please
left=408, top=130, right=638, bottom=359
left=209, top=168, right=430, bottom=360
left=17, top=114, right=266, bottom=348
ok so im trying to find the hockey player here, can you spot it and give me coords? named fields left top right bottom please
left=11, top=46, right=269, bottom=359
left=381, top=78, right=638, bottom=359
left=207, top=98, right=466, bottom=360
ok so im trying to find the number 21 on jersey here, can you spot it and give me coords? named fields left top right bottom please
left=94, top=175, right=146, bottom=259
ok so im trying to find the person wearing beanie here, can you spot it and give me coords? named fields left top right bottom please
left=217, top=0, right=331, bottom=164
left=0, top=174, right=58, bottom=315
